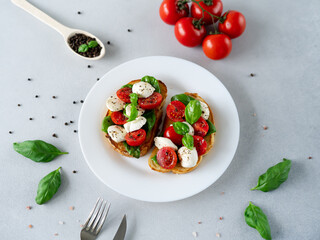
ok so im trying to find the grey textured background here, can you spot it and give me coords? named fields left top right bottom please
left=1, top=0, right=319, bottom=239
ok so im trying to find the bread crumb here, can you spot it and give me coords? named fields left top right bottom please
left=263, top=125, right=268, bottom=130
left=220, top=192, right=225, bottom=195
left=219, top=217, right=223, bottom=220
left=26, top=206, right=32, bottom=210
left=28, top=224, right=33, bottom=228
left=192, top=232, right=198, bottom=237
left=198, top=221, right=202, bottom=224
left=54, top=233, right=58, bottom=236
left=69, top=206, right=75, bottom=210
left=216, top=233, right=221, bottom=237
left=308, top=156, right=312, bottom=159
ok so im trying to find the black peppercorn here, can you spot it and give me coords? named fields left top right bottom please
left=73, top=101, right=77, bottom=104
left=29, top=118, right=33, bottom=120
left=107, top=41, right=110, bottom=45
left=65, top=122, right=68, bottom=126
left=72, top=170, right=77, bottom=173
left=127, top=29, right=131, bottom=32
left=17, top=104, right=21, bottom=107
left=52, top=96, right=56, bottom=99
left=97, top=78, right=100, bottom=81
left=9, top=131, right=13, bottom=134
left=87, top=65, right=91, bottom=68
left=70, top=121, right=73, bottom=123
left=35, top=95, right=39, bottom=98
left=250, top=73, right=255, bottom=77
left=80, top=100, right=84, bottom=103
left=77, top=11, right=81, bottom=14
left=52, top=133, right=57, bottom=138
left=28, top=78, right=31, bottom=81
left=74, top=130, right=77, bottom=133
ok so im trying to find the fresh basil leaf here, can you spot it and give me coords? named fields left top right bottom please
left=13, top=140, right=68, bottom=163
left=185, top=100, right=202, bottom=125
left=143, top=110, right=156, bottom=133
left=102, top=116, right=114, bottom=133
left=121, top=84, right=133, bottom=89
left=78, top=44, right=88, bottom=53
left=141, top=75, right=161, bottom=93
left=35, top=167, right=62, bottom=205
left=123, top=142, right=140, bottom=158
left=251, top=159, right=292, bottom=192
left=244, top=202, right=272, bottom=240
left=128, top=93, right=138, bottom=121
left=151, top=155, right=158, bottom=165
left=206, top=119, right=216, bottom=135
left=173, top=122, right=189, bottom=135
left=182, top=134, right=194, bottom=150
left=88, top=40, right=98, bottom=48
left=171, top=94, right=195, bottom=106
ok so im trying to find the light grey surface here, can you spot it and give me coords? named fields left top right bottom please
left=0, top=0, right=319, bottom=239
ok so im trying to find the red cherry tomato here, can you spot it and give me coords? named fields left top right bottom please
left=110, top=111, right=127, bottom=125
left=174, top=17, right=207, bottom=47
left=138, top=92, right=163, bottom=110
left=166, top=100, right=186, bottom=122
left=116, top=87, right=132, bottom=103
left=157, top=147, right=178, bottom=169
left=192, top=117, right=209, bottom=137
left=125, top=129, right=146, bottom=147
left=218, top=11, right=246, bottom=39
left=164, top=126, right=183, bottom=145
left=193, top=135, right=207, bottom=156
left=159, top=0, right=189, bottom=25
left=191, top=0, right=223, bottom=24
left=202, top=34, right=232, bottom=60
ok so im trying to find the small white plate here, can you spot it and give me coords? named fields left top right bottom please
left=79, top=56, right=239, bottom=202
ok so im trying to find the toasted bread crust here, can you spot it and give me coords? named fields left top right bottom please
left=148, top=93, right=215, bottom=174
left=104, top=80, right=167, bottom=158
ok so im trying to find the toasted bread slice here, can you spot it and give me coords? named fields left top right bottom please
left=104, top=79, right=167, bottom=158
left=148, top=92, right=215, bottom=174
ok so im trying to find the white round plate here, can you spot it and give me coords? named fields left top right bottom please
left=79, top=56, right=239, bottom=202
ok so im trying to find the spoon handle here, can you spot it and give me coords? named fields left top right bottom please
left=11, top=0, right=71, bottom=37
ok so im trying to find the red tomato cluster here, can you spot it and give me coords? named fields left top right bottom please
left=159, top=0, right=246, bottom=60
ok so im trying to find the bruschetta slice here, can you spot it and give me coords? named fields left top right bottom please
left=148, top=92, right=216, bottom=174
left=101, top=76, right=167, bottom=158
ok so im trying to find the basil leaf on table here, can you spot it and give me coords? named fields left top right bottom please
left=121, top=84, right=133, bottom=89
left=185, top=100, right=202, bottom=125
left=182, top=134, right=194, bottom=150
left=78, top=44, right=89, bottom=53
left=87, top=40, right=98, bottom=48
left=151, top=155, right=158, bottom=165
left=128, top=93, right=138, bottom=121
left=171, top=94, right=195, bottom=106
left=206, top=119, right=216, bottom=135
left=244, top=202, right=272, bottom=240
left=143, top=110, right=156, bottom=133
left=173, top=122, right=189, bottom=135
left=102, top=116, right=114, bottom=133
left=13, top=140, right=68, bottom=162
left=35, top=167, right=62, bottom=205
left=141, top=75, right=161, bottom=93
left=124, top=142, right=140, bottom=158
left=251, top=159, right=292, bottom=192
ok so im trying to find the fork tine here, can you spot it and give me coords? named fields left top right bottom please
left=87, top=199, right=103, bottom=230
left=83, top=197, right=101, bottom=229
left=91, top=200, right=107, bottom=232
left=95, top=202, right=111, bottom=235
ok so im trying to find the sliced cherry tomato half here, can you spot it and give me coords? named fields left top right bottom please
left=138, top=92, right=163, bottom=110
left=192, top=116, right=209, bottom=137
left=159, top=0, right=189, bottom=25
left=116, top=87, right=132, bottom=103
left=157, top=147, right=178, bottom=169
left=166, top=100, right=185, bottom=122
left=193, top=135, right=207, bottom=156
left=191, top=0, right=223, bottom=25
left=164, top=126, right=183, bottom=146
left=125, top=129, right=146, bottom=146
left=110, top=111, right=127, bottom=125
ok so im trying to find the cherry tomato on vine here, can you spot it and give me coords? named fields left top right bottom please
left=202, top=34, right=232, bottom=60
left=218, top=10, right=246, bottom=39
left=191, top=0, right=223, bottom=25
left=174, top=17, right=207, bottom=47
left=159, top=0, right=189, bottom=25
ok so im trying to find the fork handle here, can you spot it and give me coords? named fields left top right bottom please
left=11, top=0, right=71, bottom=37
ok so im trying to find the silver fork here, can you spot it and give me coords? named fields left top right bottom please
left=80, top=197, right=111, bottom=240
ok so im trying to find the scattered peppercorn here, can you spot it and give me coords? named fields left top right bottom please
left=35, top=95, right=39, bottom=98
left=65, top=122, right=69, bottom=126
left=73, top=170, right=77, bottom=173
left=87, top=65, right=91, bottom=68
left=73, top=101, right=77, bottom=104
left=27, top=78, right=31, bottom=81
left=29, top=118, right=33, bottom=120
left=107, top=41, right=110, bottom=45
left=77, top=11, right=81, bottom=14
left=17, top=104, right=21, bottom=107
left=74, top=130, right=77, bottom=133
left=250, top=73, right=255, bottom=77
left=70, top=121, right=73, bottom=123
left=127, top=29, right=132, bottom=32
left=52, top=133, right=57, bottom=138
left=308, top=156, right=312, bottom=159
left=97, top=78, right=100, bottom=81
left=80, top=100, right=84, bottom=103
left=52, top=116, right=55, bottom=119
left=52, top=96, right=56, bottom=99
left=9, top=131, right=13, bottom=134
